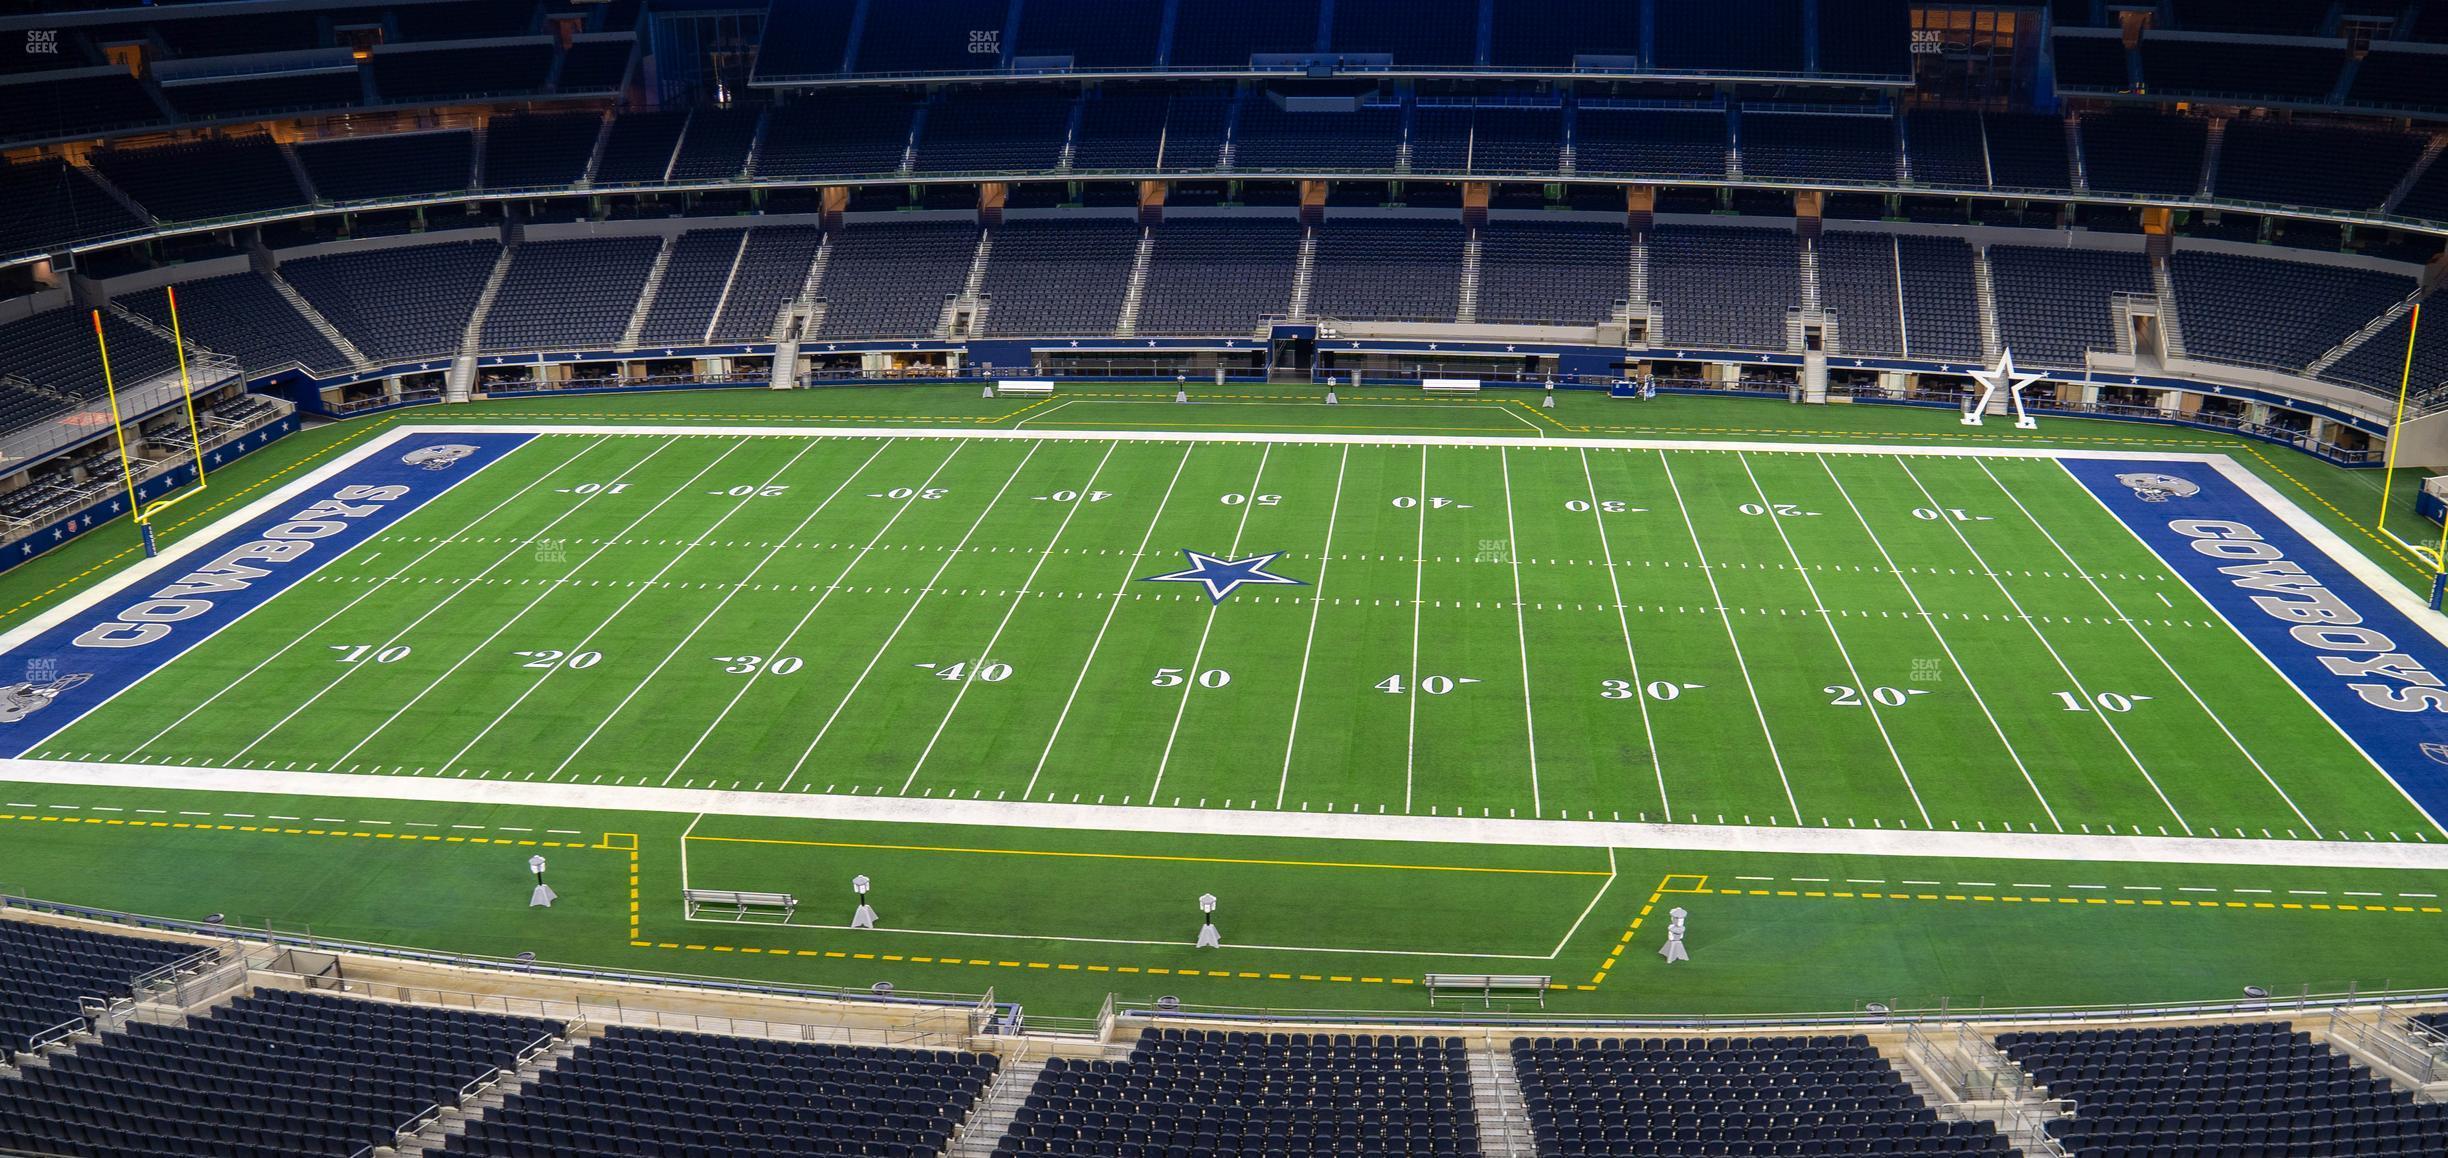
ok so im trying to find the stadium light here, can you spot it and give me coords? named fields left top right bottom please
left=1195, top=893, right=1221, bottom=948
left=528, top=854, right=556, bottom=908
left=851, top=874, right=878, bottom=930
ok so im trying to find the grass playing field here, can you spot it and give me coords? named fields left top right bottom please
left=22, top=427, right=2438, bottom=843
left=6, top=388, right=2448, bottom=1022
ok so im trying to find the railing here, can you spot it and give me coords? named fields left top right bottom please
left=2328, top=1004, right=2441, bottom=1084
left=2, top=893, right=1003, bottom=1034
left=1119, top=979, right=2448, bottom=1032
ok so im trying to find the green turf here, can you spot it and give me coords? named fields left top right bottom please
left=4, top=779, right=2445, bottom=1021
left=6, top=385, right=2448, bottom=1021
left=33, top=429, right=2435, bottom=843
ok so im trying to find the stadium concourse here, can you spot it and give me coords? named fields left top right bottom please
left=11, top=0, right=2448, bottom=1154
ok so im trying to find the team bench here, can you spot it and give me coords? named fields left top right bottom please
left=682, top=888, right=798, bottom=923
left=1421, top=378, right=1481, bottom=393
left=995, top=380, right=1056, bottom=396
left=1423, top=973, right=1552, bottom=1008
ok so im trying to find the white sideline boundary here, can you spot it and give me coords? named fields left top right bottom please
left=4, top=422, right=2446, bottom=874
left=2, top=757, right=2445, bottom=870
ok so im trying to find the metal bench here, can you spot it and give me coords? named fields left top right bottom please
left=1423, top=973, right=1552, bottom=1008
left=682, top=888, right=798, bottom=923
left=996, top=380, right=1056, bottom=396
left=1421, top=378, right=1481, bottom=393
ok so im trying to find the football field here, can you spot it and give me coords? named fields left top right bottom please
left=7, top=424, right=2443, bottom=846
left=4, top=412, right=2448, bottom=1016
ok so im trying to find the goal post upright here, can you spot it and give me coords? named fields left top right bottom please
left=90, top=290, right=212, bottom=559
left=2371, top=304, right=2447, bottom=601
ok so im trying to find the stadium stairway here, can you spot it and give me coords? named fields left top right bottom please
left=263, top=266, right=373, bottom=372
left=1970, top=246, right=2005, bottom=362
left=2383, top=137, right=2447, bottom=217
left=2148, top=256, right=2191, bottom=360
left=619, top=236, right=677, bottom=350
left=1467, top=1038, right=1536, bottom=1157
left=1112, top=228, right=1155, bottom=338
left=772, top=233, right=832, bottom=343
left=450, top=246, right=518, bottom=402
left=387, top=1024, right=600, bottom=1156
left=946, top=1052, right=1046, bottom=1157
left=2307, top=286, right=2428, bottom=377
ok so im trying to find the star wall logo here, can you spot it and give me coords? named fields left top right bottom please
left=1140, top=549, right=1305, bottom=603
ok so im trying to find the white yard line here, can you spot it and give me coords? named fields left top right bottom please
left=1497, top=448, right=1544, bottom=817
left=14, top=755, right=2448, bottom=871
left=549, top=440, right=894, bottom=780
left=776, top=442, right=1046, bottom=792
left=1545, top=847, right=1619, bottom=960
left=434, top=439, right=829, bottom=774
left=1404, top=447, right=1429, bottom=813
left=1894, top=457, right=2194, bottom=834
left=901, top=442, right=1122, bottom=792
left=1734, top=452, right=1934, bottom=827
left=223, top=437, right=691, bottom=764
left=320, top=439, right=749, bottom=769
left=1816, top=454, right=2063, bottom=831
left=677, top=810, right=705, bottom=895
left=1982, top=458, right=2319, bottom=834
left=1578, top=448, right=1667, bottom=818
left=1276, top=446, right=1351, bottom=808
left=1022, top=444, right=1197, bottom=800
left=1657, top=452, right=1801, bottom=823
left=1146, top=445, right=1274, bottom=802
left=673, top=441, right=969, bottom=788
left=125, top=438, right=603, bottom=755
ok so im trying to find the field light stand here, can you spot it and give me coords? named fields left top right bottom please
left=851, top=874, right=878, bottom=929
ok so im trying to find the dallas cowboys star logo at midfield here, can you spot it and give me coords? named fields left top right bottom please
left=1140, top=549, right=1306, bottom=603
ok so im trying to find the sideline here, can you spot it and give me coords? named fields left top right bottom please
left=3, top=758, right=2445, bottom=871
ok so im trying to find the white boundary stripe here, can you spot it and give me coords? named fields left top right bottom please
left=9, top=756, right=2446, bottom=870
left=1734, top=451, right=1933, bottom=827
left=1892, top=456, right=2194, bottom=834
left=1815, top=454, right=2062, bottom=831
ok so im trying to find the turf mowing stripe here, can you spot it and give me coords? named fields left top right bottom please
left=1577, top=447, right=1667, bottom=818
left=1277, top=445, right=1352, bottom=809
left=1497, top=448, right=1544, bottom=817
left=673, top=439, right=968, bottom=788
left=549, top=439, right=897, bottom=780
left=1656, top=451, right=1801, bottom=823
left=435, top=437, right=831, bottom=774
left=1024, top=443, right=1198, bottom=800
left=779, top=440, right=1047, bottom=791
left=1815, top=453, right=2062, bottom=831
left=902, top=441, right=1123, bottom=792
left=1893, top=455, right=2195, bottom=834
left=1148, top=444, right=1274, bottom=802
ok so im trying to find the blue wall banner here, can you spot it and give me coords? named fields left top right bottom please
left=0, top=431, right=533, bottom=756
left=2063, top=457, right=2448, bottom=826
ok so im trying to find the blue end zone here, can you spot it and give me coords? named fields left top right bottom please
left=2064, top=458, right=2448, bottom=827
left=0, top=432, right=533, bottom=757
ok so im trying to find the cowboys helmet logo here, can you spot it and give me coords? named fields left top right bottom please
left=400, top=444, right=479, bottom=471
left=2423, top=743, right=2448, bottom=767
left=2116, top=472, right=2200, bottom=503
left=0, top=673, right=89, bottom=724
